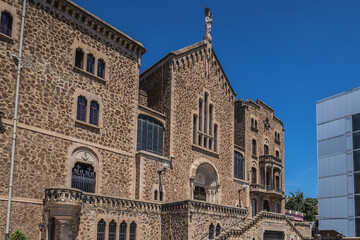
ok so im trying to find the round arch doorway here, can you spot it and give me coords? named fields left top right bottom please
left=192, top=163, right=219, bottom=203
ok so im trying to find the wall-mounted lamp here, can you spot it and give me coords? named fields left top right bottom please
left=38, top=223, right=45, bottom=232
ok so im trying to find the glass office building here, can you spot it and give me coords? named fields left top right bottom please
left=317, top=87, right=360, bottom=236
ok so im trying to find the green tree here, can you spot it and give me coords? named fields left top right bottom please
left=285, top=189, right=318, bottom=222
left=8, top=230, right=28, bottom=240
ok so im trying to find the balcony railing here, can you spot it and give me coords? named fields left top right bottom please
left=259, top=155, right=282, bottom=163
left=250, top=184, right=284, bottom=195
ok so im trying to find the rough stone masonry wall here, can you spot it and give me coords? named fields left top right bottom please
left=0, top=201, right=43, bottom=240
left=234, top=100, right=246, bottom=149
left=161, top=212, right=189, bottom=240
left=163, top=47, right=247, bottom=206
left=243, top=100, right=285, bottom=215
left=0, top=0, right=140, bottom=238
left=77, top=204, right=161, bottom=240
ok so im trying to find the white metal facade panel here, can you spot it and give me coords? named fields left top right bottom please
left=318, top=135, right=346, bottom=158
left=318, top=154, right=346, bottom=178
left=317, top=118, right=346, bottom=141
left=319, top=175, right=347, bottom=198
left=319, top=219, right=349, bottom=236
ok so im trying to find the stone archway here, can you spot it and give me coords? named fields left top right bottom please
left=191, top=163, right=219, bottom=203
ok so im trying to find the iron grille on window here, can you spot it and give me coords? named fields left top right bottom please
left=137, top=115, right=164, bottom=155
left=97, top=219, right=106, bottom=240
left=209, top=223, right=214, bottom=239
left=129, top=222, right=136, bottom=240
left=0, top=12, right=12, bottom=37
left=76, top=96, right=87, bottom=122
left=71, top=162, right=96, bottom=193
left=89, top=101, right=99, bottom=126
left=234, top=151, right=244, bottom=180
left=108, top=220, right=116, bottom=240
left=119, top=221, right=127, bottom=240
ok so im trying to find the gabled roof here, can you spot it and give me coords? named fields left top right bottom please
left=140, top=41, right=236, bottom=97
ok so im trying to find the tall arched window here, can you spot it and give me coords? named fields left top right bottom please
left=193, top=115, right=197, bottom=144
left=234, top=151, right=244, bottom=180
left=89, top=101, right=99, bottom=126
left=252, top=167, right=257, bottom=184
left=0, top=12, right=12, bottom=37
left=209, top=223, right=214, bottom=239
left=214, top=124, right=218, bottom=152
left=71, top=162, right=96, bottom=193
left=209, top=104, right=213, bottom=135
left=137, top=115, right=164, bottom=155
left=97, top=59, right=105, bottom=78
left=252, top=139, right=257, bottom=156
left=264, top=144, right=269, bottom=155
left=97, top=219, right=106, bottom=240
left=263, top=200, right=270, bottom=211
left=108, top=220, right=117, bottom=240
left=129, top=222, right=136, bottom=240
left=154, top=190, right=158, bottom=200
left=204, top=93, right=208, bottom=133
left=75, top=48, right=84, bottom=69
left=199, top=99, right=203, bottom=132
left=76, top=96, right=87, bottom=122
left=86, top=54, right=95, bottom=73
left=216, top=224, right=221, bottom=236
left=119, top=221, right=127, bottom=240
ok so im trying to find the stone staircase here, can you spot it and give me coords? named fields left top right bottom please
left=214, top=211, right=309, bottom=240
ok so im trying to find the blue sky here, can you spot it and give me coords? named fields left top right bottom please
left=72, top=0, right=360, bottom=198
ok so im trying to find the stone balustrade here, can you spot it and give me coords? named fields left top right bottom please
left=250, top=184, right=284, bottom=195
left=259, top=154, right=282, bottom=163
left=44, top=187, right=247, bottom=216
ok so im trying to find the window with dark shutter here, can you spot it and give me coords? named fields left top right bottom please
left=137, top=115, right=164, bottom=155
left=75, top=48, right=84, bottom=69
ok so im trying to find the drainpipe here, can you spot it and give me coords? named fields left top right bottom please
left=5, top=0, right=27, bottom=239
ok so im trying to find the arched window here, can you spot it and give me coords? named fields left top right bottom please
left=251, top=118, right=254, bottom=128
left=97, top=59, right=105, bottom=78
left=75, top=48, right=84, bottom=69
left=76, top=96, right=87, bottom=122
left=71, top=162, right=96, bottom=193
left=252, top=139, right=257, bottom=156
left=193, top=163, right=218, bottom=203
left=216, top=224, right=221, bottom=236
left=137, top=115, right=164, bottom=155
left=204, top=93, right=208, bottom=133
left=86, top=54, right=95, bottom=73
left=159, top=190, right=163, bottom=201
left=275, top=175, right=280, bottom=191
left=209, top=104, right=213, bottom=135
left=198, top=99, right=203, bottom=132
left=234, top=151, right=244, bottom=179
left=214, top=124, right=218, bottom=152
left=264, top=144, right=269, bottom=155
left=119, top=221, right=127, bottom=240
left=89, top=101, right=99, bottom=126
left=154, top=190, right=158, bottom=200
left=0, top=12, right=12, bottom=37
left=209, top=223, right=214, bottom=239
left=255, top=120, right=258, bottom=129
left=252, top=167, right=257, bottom=184
left=276, top=150, right=280, bottom=158
left=193, top=115, right=197, bottom=144
left=108, top=220, right=117, bottom=240
left=97, top=219, right=106, bottom=240
left=129, top=222, right=136, bottom=240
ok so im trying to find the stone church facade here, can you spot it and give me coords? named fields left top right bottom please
left=0, top=0, right=311, bottom=239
